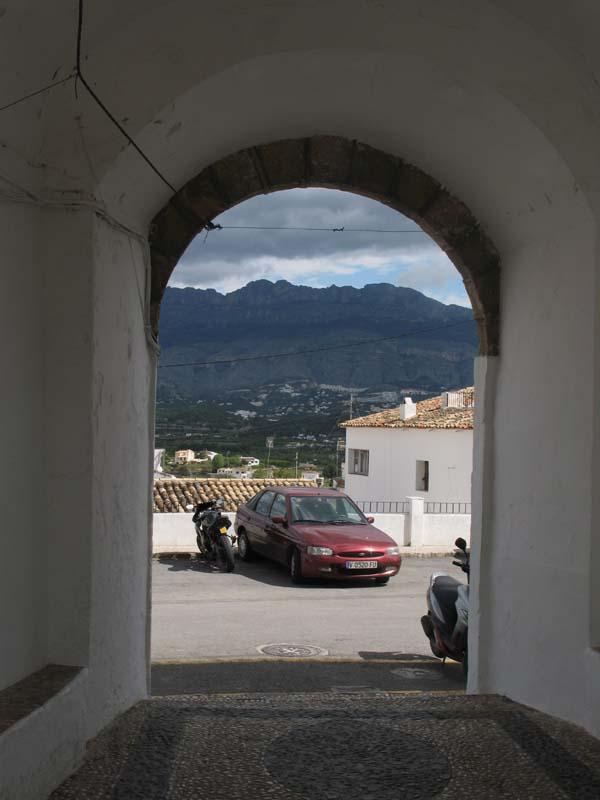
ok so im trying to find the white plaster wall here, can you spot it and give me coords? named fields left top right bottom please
left=152, top=512, right=407, bottom=551
left=477, top=204, right=598, bottom=732
left=0, top=671, right=88, bottom=800
left=85, top=217, right=155, bottom=734
left=345, top=428, right=473, bottom=504
left=43, top=209, right=95, bottom=670
left=152, top=511, right=470, bottom=551
left=0, top=201, right=46, bottom=691
left=423, top=515, right=470, bottom=548
left=371, top=514, right=410, bottom=548
left=4, top=5, right=600, bottom=796
left=153, top=512, right=235, bottom=553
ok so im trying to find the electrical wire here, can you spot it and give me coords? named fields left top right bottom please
left=158, top=318, right=474, bottom=369
left=75, top=0, right=176, bottom=194
left=0, top=74, right=75, bottom=113
left=211, top=225, right=428, bottom=234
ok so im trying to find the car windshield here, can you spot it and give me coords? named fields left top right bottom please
left=289, top=495, right=366, bottom=524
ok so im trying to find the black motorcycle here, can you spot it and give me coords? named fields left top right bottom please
left=192, top=498, right=236, bottom=572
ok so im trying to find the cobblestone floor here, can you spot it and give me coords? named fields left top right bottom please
left=51, top=692, right=600, bottom=799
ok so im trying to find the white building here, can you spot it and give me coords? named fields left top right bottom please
left=342, top=389, right=473, bottom=504
left=301, top=469, right=322, bottom=481
left=217, top=467, right=253, bottom=478
left=240, top=456, right=260, bottom=467
left=173, top=448, right=195, bottom=464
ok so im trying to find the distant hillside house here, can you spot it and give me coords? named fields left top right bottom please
left=173, top=449, right=196, bottom=464
left=240, top=456, right=260, bottom=467
left=217, top=467, right=253, bottom=479
left=341, top=388, right=474, bottom=504
left=301, top=469, right=321, bottom=481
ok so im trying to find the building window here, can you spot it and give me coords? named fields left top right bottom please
left=416, top=460, right=429, bottom=492
left=349, top=449, right=369, bottom=475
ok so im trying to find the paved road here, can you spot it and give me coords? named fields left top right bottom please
left=152, top=554, right=464, bottom=661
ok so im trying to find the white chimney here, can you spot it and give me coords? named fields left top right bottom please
left=399, top=397, right=417, bottom=420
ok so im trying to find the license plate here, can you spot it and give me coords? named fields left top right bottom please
left=219, top=527, right=228, bottom=534
left=345, top=560, right=378, bottom=569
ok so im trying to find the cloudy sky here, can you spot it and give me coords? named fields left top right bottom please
left=170, top=188, right=470, bottom=307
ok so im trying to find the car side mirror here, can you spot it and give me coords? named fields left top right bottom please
left=455, top=537, right=467, bottom=552
left=366, top=516, right=375, bottom=524
left=272, top=515, right=288, bottom=526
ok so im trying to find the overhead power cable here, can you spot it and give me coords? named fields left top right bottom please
left=75, top=0, right=176, bottom=194
left=158, top=318, right=473, bottom=370
left=209, top=225, right=428, bottom=234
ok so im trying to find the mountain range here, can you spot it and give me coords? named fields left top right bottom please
left=157, top=280, right=477, bottom=409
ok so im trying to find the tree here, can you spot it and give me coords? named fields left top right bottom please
left=212, top=453, right=225, bottom=470
left=322, top=459, right=337, bottom=480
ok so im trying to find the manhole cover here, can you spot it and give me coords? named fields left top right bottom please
left=257, top=643, right=328, bottom=657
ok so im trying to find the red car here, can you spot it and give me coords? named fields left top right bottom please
left=234, top=486, right=401, bottom=584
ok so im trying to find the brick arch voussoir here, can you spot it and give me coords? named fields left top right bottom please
left=149, top=135, right=500, bottom=355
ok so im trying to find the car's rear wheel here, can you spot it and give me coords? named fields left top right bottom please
left=237, top=530, right=253, bottom=562
left=289, top=548, right=303, bottom=584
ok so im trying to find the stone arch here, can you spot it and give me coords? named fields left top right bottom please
left=149, top=136, right=500, bottom=354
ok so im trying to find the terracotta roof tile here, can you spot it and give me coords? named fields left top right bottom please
left=341, top=387, right=474, bottom=430
left=153, top=477, right=317, bottom=513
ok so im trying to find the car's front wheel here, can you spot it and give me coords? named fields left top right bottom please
left=289, top=548, right=303, bottom=584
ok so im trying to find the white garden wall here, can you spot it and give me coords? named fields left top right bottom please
left=152, top=508, right=467, bottom=552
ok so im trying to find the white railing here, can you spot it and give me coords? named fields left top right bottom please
left=356, top=500, right=410, bottom=514
left=424, top=501, right=471, bottom=515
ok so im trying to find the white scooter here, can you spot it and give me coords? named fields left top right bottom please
left=420, top=537, right=470, bottom=676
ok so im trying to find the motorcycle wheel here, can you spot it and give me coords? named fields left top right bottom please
left=217, top=536, right=235, bottom=573
left=196, top=533, right=205, bottom=555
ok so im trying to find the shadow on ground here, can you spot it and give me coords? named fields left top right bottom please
left=157, top=553, right=393, bottom=589
left=151, top=657, right=465, bottom=696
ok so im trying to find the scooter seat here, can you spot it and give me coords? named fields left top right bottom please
left=431, top=575, right=461, bottom=632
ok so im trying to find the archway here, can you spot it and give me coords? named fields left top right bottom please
left=151, top=181, right=481, bottom=670
left=148, top=136, right=500, bottom=355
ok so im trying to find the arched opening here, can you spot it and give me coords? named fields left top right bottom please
left=148, top=140, right=499, bottom=679
left=148, top=136, right=500, bottom=355
left=5, top=1, right=600, bottom=794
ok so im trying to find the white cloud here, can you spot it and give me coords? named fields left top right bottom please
left=169, top=188, right=470, bottom=307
